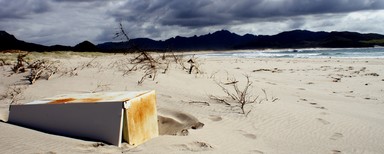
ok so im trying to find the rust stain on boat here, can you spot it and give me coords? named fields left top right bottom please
left=48, top=98, right=76, bottom=104
left=79, top=98, right=103, bottom=103
left=48, top=98, right=104, bottom=104
left=32, top=91, right=152, bottom=105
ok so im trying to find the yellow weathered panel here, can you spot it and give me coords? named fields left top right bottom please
left=123, top=90, right=158, bottom=146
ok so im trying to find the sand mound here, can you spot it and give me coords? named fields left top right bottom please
left=157, top=108, right=204, bottom=136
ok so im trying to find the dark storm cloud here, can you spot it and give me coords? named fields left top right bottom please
left=53, top=0, right=108, bottom=3
left=109, top=0, right=384, bottom=28
left=2, top=0, right=384, bottom=46
left=54, top=0, right=94, bottom=1
left=0, top=0, right=51, bottom=20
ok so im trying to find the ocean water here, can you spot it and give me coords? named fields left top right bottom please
left=198, top=47, right=384, bottom=58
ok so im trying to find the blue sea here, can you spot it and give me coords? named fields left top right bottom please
left=198, top=47, right=384, bottom=58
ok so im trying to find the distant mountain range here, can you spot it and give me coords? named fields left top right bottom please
left=1, top=30, right=384, bottom=52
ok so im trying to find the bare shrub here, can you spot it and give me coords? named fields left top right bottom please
left=111, top=51, right=161, bottom=85
left=27, top=59, right=59, bottom=84
left=113, top=21, right=161, bottom=84
left=12, top=53, right=29, bottom=73
left=126, top=52, right=203, bottom=85
left=210, top=75, right=258, bottom=115
left=58, top=58, right=99, bottom=77
left=112, top=22, right=203, bottom=85
left=110, top=51, right=203, bottom=85
left=8, top=53, right=60, bottom=84
left=131, top=52, right=159, bottom=84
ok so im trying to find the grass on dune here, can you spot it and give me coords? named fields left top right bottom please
left=1, top=51, right=112, bottom=64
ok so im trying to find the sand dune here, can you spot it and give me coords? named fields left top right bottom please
left=1, top=53, right=384, bottom=153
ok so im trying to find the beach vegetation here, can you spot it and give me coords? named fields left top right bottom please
left=11, top=53, right=29, bottom=73
left=27, top=59, right=59, bottom=84
left=112, top=22, right=202, bottom=85
left=211, top=75, right=259, bottom=115
left=6, top=52, right=60, bottom=84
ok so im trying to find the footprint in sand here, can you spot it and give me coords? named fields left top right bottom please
left=307, top=102, right=327, bottom=110
left=159, top=94, right=172, bottom=98
left=208, top=115, right=222, bottom=122
left=330, top=133, right=343, bottom=140
left=243, top=133, right=257, bottom=140
left=332, top=150, right=342, bottom=154
left=173, top=141, right=214, bottom=152
left=300, top=98, right=308, bottom=101
left=77, top=142, right=122, bottom=153
left=250, top=149, right=264, bottom=154
left=237, top=130, right=257, bottom=140
left=266, top=82, right=277, bottom=85
left=316, top=118, right=330, bottom=125
left=315, top=106, right=327, bottom=110
left=344, top=95, right=355, bottom=98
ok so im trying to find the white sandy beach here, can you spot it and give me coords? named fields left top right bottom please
left=1, top=52, right=384, bottom=154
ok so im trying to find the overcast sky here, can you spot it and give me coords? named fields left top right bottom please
left=1, top=0, right=384, bottom=46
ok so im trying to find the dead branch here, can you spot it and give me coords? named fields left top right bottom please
left=223, top=80, right=239, bottom=85
left=262, top=89, right=268, bottom=101
left=185, top=100, right=210, bottom=106
left=209, top=95, right=231, bottom=106
left=114, top=21, right=130, bottom=43
left=272, top=97, right=279, bottom=102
